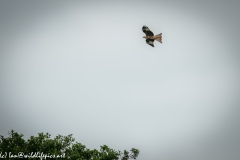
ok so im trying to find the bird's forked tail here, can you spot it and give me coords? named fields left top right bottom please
left=155, top=33, right=162, bottom=43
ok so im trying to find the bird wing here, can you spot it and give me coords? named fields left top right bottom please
left=142, top=26, right=154, bottom=36
left=146, top=39, right=154, bottom=47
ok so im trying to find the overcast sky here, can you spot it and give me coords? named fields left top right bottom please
left=0, top=0, right=240, bottom=160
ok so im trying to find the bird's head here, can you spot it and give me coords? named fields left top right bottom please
left=143, top=36, right=147, bottom=39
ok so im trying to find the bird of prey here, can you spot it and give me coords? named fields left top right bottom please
left=142, top=25, right=162, bottom=47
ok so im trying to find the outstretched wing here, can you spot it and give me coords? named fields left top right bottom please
left=142, top=26, right=154, bottom=36
left=146, top=39, right=154, bottom=47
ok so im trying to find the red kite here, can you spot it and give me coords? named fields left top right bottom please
left=142, top=25, right=162, bottom=47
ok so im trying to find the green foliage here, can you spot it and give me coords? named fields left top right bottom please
left=0, top=130, right=139, bottom=160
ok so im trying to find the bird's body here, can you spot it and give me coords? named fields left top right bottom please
left=142, top=25, right=162, bottom=47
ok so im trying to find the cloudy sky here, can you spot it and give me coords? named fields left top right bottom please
left=0, top=0, right=240, bottom=160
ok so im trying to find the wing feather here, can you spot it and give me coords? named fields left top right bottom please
left=146, top=39, right=154, bottom=47
left=142, top=26, right=154, bottom=36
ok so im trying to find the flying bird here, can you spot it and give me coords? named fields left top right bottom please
left=142, top=25, right=162, bottom=47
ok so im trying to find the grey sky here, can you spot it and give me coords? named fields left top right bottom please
left=0, top=0, right=240, bottom=160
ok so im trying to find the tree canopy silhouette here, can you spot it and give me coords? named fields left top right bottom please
left=0, top=130, right=139, bottom=160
